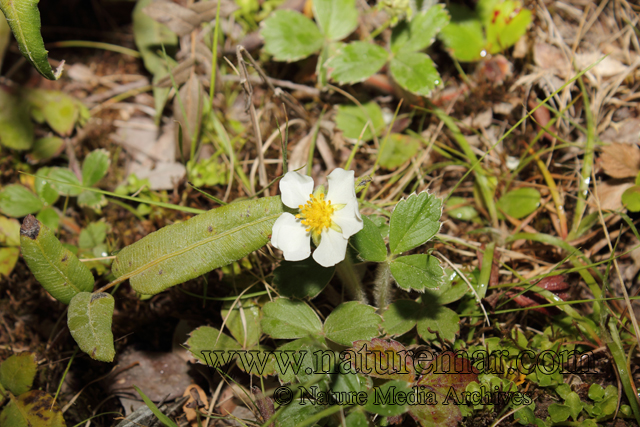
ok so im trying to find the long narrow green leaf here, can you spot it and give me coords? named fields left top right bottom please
left=112, top=197, right=284, bottom=295
left=133, top=385, right=179, bottom=427
left=0, top=0, right=60, bottom=79
left=20, top=215, right=94, bottom=304
left=68, top=292, right=115, bottom=362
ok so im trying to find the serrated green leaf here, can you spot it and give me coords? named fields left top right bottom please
left=79, top=221, right=107, bottom=249
left=221, top=300, right=261, bottom=349
left=313, top=0, right=358, bottom=40
left=390, top=51, right=441, bottom=96
left=261, top=298, right=323, bottom=339
left=0, top=247, right=19, bottom=277
left=416, top=302, right=459, bottom=342
left=112, top=197, right=284, bottom=295
left=46, top=167, right=82, bottom=197
left=35, top=207, right=59, bottom=232
left=186, top=326, right=242, bottom=364
left=439, top=4, right=486, bottom=62
left=391, top=5, right=450, bottom=53
left=0, top=390, right=65, bottom=427
left=335, top=102, right=385, bottom=142
left=20, top=215, right=94, bottom=304
left=564, top=391, right=583, bottom=421
left=34, top=167, right=59, bottom=206
left=77, top=190, right=107, bottom=210
left=274, top=257, right=335, bottom=299
left=276, top=398, right=326, bottom=427
left=326, top=42, right=387, bottom=84
left=261, top=10, right=323, bottom=62
left=379, top=133, right=421, bottom=169
left=350, top=216, right=387, bottom=262
left=497, top=187, right=540, bottom=219
left=0, top=352, right=37, bottom=395
left=0, top=0, right=59, bottom=80
left=390, top=254, right=445, bottom=291
left=275, top=337, right=328, bottom=384
left=389, top=191, right=442, bottom=254
left=0, top=185, right=42, bottom=218
left=27, top=136, right=64, bottom=163
left=67, top=292, right=115, bottom=362
left=0, top=88, right=34, bottom=150
left=82, top=149, right=110, bottom=187
left=25, top=89, right=87, bottom=136
left=324, top=302, right=381, bottom=346
left=382, top=299, right=422, bottom=337
left=364, top=380, right=411, bottom=416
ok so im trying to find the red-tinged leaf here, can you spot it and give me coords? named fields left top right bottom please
left=415, top=352, right=479, bottom=395
left=350, top=338, right=415, bottom=382
left=409, top=352, right=479, bottom=427
left=528, top=98, right=556, bottom=142
left=409, top=400, right=462, bottom=427
left=536, top=275, right=569, bottom=292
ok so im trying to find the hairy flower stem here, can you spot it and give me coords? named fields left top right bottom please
left=335, top=255, right=367, bottom=303
left=373, top=262, right=392, bottom=309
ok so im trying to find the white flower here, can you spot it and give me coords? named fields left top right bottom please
left=271, top=168, right=363, bottom=267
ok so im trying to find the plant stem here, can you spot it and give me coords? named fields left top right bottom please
left=335, top=255, right=367, bottom=303
left=373, top=262, right=392, bottom=309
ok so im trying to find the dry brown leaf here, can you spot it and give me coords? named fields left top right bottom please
left=183, top=384, right=208, bottom=425
left=534, top=42, right=571, bottom=78
left=143, top=0, right=238, bottom=37
left=589, top=181, right=633, bottom=212
left=600, top=142, right=640, bottom=178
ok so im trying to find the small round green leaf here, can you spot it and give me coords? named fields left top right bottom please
left=0, top=185, right=42, bottom=218
left=622, top=185, right=640, bottom=212
left=326, top=42, right=388, bottom=84
left=261, top=10, right=324, bottom=62
left=389, top=191, right=442, bottom=255
left=390, top=254, right=445, bottom=291
left=68, top=292, right=115, bottom=362
left=548, top=403, right=571, bottom=423
left=0, top=247, right=19, bottom=277
left=27, top=136, right=64, bottom=163
left=0, top=352, right=37, bottom=395
left=261, top=298, right=323, bottom=339
left=446, top=196, right=479, bottom=221
left=390, top=51, right=441, bottom=97
left=350, top=216, right=387, bottom=262
left=344, top=410, right=369, bottom=427
left=274, top=257, right=335, bottom=299
left=497, top=187, right=541, bottom=219
left=323, top=301, right=381, bottom=346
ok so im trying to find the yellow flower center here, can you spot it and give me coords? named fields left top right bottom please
left=296, top=193, right=335, bottom=236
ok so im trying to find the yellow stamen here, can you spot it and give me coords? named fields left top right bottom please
left=298, top=193, right=336, bottom=236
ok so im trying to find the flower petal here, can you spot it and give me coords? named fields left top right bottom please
left=271, top=213, right=311, bottom=261
left=332, top=199, right=363, bottom=238
left=313, top=228, right=349, bottom=267
left=326, top=168, right=357, bottom=206
left=280, top=171, right=314, bottom=209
